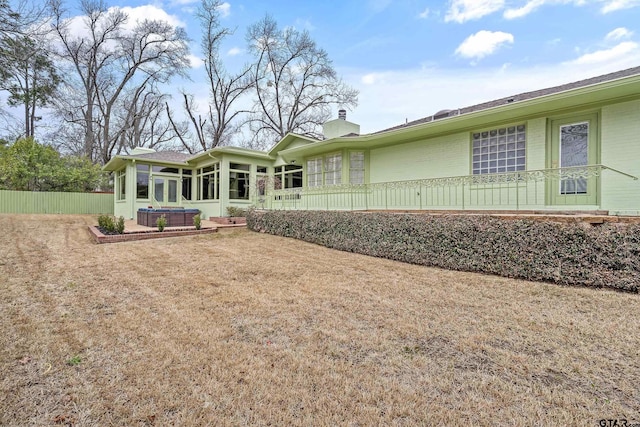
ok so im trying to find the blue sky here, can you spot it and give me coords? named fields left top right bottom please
left=17, top=0, right=640, bottom=135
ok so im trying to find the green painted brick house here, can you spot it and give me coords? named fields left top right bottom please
left=103, top=66, right=640, bottom=219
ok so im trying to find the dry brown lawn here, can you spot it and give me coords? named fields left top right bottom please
left=1, top=214, right=639, bottom=426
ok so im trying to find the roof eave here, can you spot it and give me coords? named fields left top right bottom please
left=102, top=155, right=190, bottom=171
left=278, top=72, right=640, bottom=161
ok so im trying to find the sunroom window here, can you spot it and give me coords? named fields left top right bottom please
left=276, top=165, right=303, bottom=189
left=116, top=169, right=126, bottom=200
left=197, top=164, right=219, bottom=200
left=136, top=164, right=149, bottom=199
left=472, top=124, right=526, bottom=175
left=229, top=163, right=250, bottom=200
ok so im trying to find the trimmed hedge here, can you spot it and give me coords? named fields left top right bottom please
left=247, top=210, right=640, bottom=293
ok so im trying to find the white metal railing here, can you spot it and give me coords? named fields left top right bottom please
left=255, top=165, right=637, bottom=211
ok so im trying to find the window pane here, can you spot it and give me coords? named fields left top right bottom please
left=307, top=158, right=323, bottom=187
left=137, top=172, right=149, bottom=199
left=182, top=176, right=192, bottom=200
left=154, top=178, right=164, bottom=202
left=168, top=180, right=178, bottom=203
left=472, top=124, right=526, bottom=175
left=284, top=169, right=303, bottom=188
left=560, top=122, right=588, bottom=194
left=230, top=163, right=250, bottom=171
left=350, top=152, right=365, bottom=184
left=325, top=153, right=342, bottom=186
left=117, top=170, right=126, bottom=200
left=229, top=171, right=249, bottom=199
left=152, top=166, right=179, bottom=174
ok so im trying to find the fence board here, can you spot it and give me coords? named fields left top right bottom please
left=0, top=190, right=113, bottom=214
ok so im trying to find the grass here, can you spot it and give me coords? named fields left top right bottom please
left=0, top=214, right=639, bottom=426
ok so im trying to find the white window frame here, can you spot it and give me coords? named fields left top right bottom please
left=472, top=124, right=526, bottom=175
left=349, top=151, right=365, bottom=185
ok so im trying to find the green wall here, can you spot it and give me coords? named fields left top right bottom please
left=600, top=99, right=640, bottom=215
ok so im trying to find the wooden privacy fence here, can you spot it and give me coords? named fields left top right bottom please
left=0, top=190, right=113, bottom=214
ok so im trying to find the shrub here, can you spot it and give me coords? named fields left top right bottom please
left=97, top=214, right=116, bottom=233
left=97, top=214, right=125, bottom=234
left=226, top=206, right=247, bottom=217
left=156, top=214, right=167, bottom=232
left=246, top=210, right=640, bottom=293
left=193, top=213, right=201, bottom=230
left=115, top=216, right=125, bottom=234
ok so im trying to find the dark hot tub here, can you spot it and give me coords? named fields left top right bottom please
left=137, top=208, right=200, bottom=227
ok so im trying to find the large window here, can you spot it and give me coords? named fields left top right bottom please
left=307, top=153, right=345, bottom=186
left=324, top=153, right=342, bottom=185
left=197, top=164, right=219, bottom=200
left=136, top=164, right=149, bottom=199
left=276, top=165, right=303, bottom=189
left=116, top=169, right=126, bottom=200
left=307, top=158, right=323, bottom=187
left=229, top=163, right=250, bottom=200
left=472, top=124, right=526, bottom=175
left=349, top=152, right=365, bottom=184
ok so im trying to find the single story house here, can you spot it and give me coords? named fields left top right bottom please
left=103, top=66, right=640, bottom=219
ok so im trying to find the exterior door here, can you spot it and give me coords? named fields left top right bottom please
left=549, top=114, right=598, bottom=206
left=153, top=177, right=179, bottom=205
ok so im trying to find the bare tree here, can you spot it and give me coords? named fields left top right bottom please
left=118, top=83, right=178, bottom=151
left=50, top=0, right=190, bottom=164
left=245, top=15, right=358, bottom=149
left=167, top=0, right=252, bottom=153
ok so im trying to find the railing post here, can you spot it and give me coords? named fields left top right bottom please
left=461, top=180, right=465, bottom=210
left=385, top=186, right=388, bottom=210
left=516, top=173, right=520, bottom=210
left=350, top=188, right=354, bottom=211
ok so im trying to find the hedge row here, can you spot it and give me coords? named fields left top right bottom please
left=246, top=210, right=640, bottom=293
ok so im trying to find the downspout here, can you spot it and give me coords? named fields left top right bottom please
left=131, top=159, right=136, bottom=220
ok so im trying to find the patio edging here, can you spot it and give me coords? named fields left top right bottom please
left=88, top=225, right=218, bottom=244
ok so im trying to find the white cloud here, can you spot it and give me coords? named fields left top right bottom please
left=569, top=41, right=639, bottom=64
left=455, top=30, right=514, bottom=60
left=58, top=5, right=186, bottom=42
left=503, top=0, right=586, bottom=19
left=601, top=0, right=640, bottom=13
left=418, top=7, right=430, bottom=18
left=227, top=47, right=242, bottom=56
left=217, top=2, right=231, bottom=17
left=605, top=27, right=634, bottom=41
left=121, top=5, right=186, bottom=28
left=187, top=54, right=204, bottom=68
left=503, top=0, right=545, bottom=19
left=361, top=73, right=379, bottom=85
left=445, top=0, right=505, bottom=23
